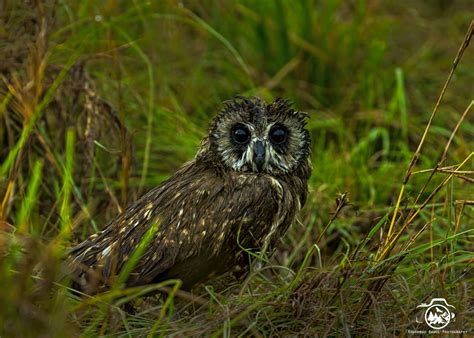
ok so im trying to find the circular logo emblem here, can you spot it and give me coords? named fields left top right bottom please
left=424, top=304, right=452, bottom=329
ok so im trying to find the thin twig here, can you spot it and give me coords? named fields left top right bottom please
left=316, top=192, right=350, bottom=244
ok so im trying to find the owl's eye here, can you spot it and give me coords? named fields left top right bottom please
left=269, top=125, right=288, bottom=144
left=232, top=125, right=250, bottom=144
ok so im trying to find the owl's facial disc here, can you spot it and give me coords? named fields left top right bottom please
left=209, top=97, right=310, bottom=175
left=230, top=124, right=289, bottom=173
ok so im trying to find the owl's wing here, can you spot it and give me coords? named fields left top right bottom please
left=68, top=189, right=182, bottom=291
left=69, top=163, right=287, bottom=291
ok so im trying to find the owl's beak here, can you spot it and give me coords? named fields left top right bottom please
left=253, top=140, right=266, bottom=172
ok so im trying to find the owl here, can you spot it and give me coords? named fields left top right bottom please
left=69, top=97, right=311, bottom=293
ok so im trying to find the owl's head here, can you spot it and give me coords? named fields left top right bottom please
left=207, top=97, right=310, bottom=175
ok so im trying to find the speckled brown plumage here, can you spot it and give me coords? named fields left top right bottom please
left=68, top=97, right=311, bottom=293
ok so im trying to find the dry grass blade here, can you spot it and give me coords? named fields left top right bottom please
left=381, top=20, right=473, bottom=259
left=354, top=20, right=473, bottom=324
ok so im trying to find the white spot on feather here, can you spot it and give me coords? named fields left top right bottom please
left=144, top=209, right=152, bottom=220
left=101, top=245, right=112, bottom=257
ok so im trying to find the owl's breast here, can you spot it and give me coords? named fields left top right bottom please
left=227, top=173, right=300, bottom=255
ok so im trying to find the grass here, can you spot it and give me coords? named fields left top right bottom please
left=0, top=1, right=473, bottom=336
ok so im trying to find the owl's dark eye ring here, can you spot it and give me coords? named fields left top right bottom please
left=269, top=125, right=288, bottom=144
left=231, top=124, right=251, bottom=144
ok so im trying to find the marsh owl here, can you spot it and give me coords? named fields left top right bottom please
left=69, top=97, right=311, bottom=293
